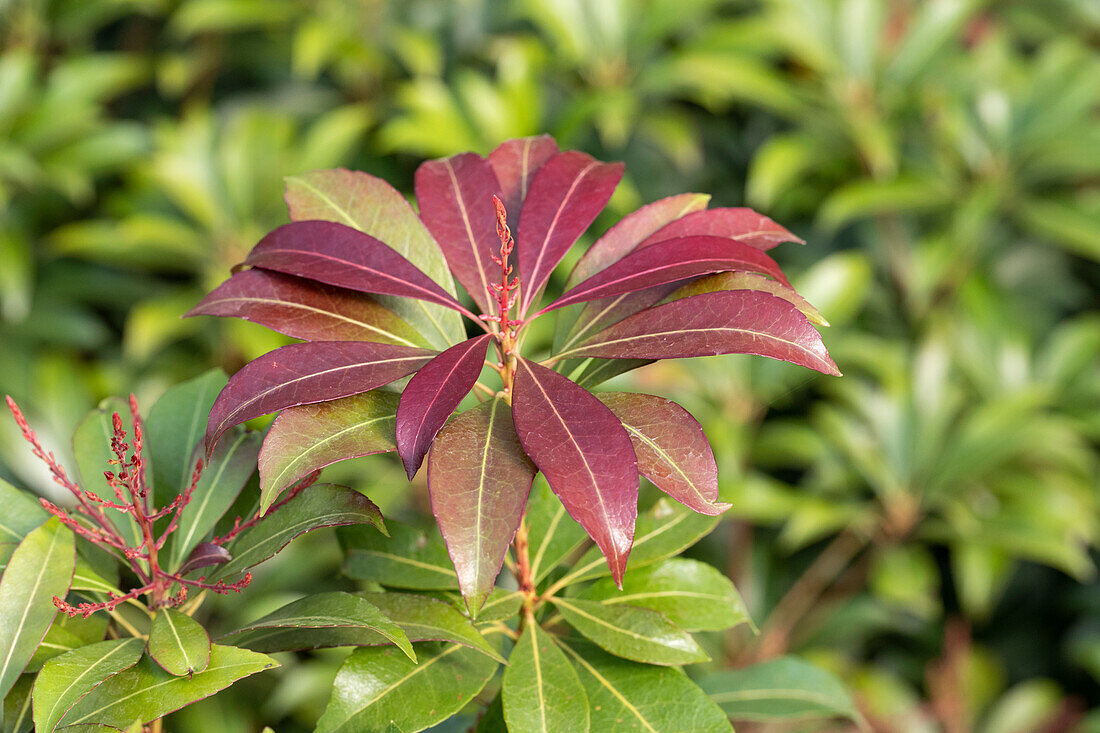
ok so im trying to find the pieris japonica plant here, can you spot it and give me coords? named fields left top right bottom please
left=183, top=135, right=848, bottom=731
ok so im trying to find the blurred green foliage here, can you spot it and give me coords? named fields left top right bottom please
left=1, top=0, right=1097, bottom=730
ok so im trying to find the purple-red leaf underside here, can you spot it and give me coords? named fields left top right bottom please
left=415, top=153, right=504, bottom=312
left=541, top=235, right=791, bottom=314
left=488, top=135, right=559, bottom=232
left=517, top=151, right=623, bottom=314
left=428, top=398, right=535, bottom=615
left=597, top=393, right=729, bottom=516
left=243, top=220, right=470, bottom=316
left=511, top=357, right=638, bottom=586
left=184, top=268, right=426, bottom=347
left=396, top=334, right=493, bottom=479
left=205, top=340, right=434, bottom=455
left=561, top=290, right=840, bottom=376
left=638, top=207, right=804, bottom=251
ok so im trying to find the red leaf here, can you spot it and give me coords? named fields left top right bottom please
left=487, top=135, right=559, bottom=230
left=428, top=398, right=535, bottom=615
left=185, top=269, right=427, bottom=347
left=638, top=207, right=804, bottom=251
left=561, top=290, right=841, bottom=376
left=597, top=393, right=729, bottom=516
left=542, top=235, right=791, bottom=313
left=511, top=357, right=638, bottom=585
left=517, top=151, right=623, bottom=314
left=396, top=334, right=493, bottom=479
left=244, top=220, right=471, bottom=316
left=205, top=341, right=434, bottom=455
left=415, top=153, right=504, bottom=312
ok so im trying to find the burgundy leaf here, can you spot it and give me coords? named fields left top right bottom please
left=205, top=341, right=434, bottom=455
left=597, top=393, right=729, bottom=516
left=541, top=235, right=791, bottom=313
left=670, top=271, right=828, bottom=326
left=184, top=268, right=427, bottom=347
left=517, top=151, right=623, bottom=314
left=560, top=291, right=840, bottom=375
left=487, top=135, right=559, bottom=230
left=638, top=207, right=804, bottom=251
left=428, top=398, right=536, bottom=615
left=244, top=220, right=471, bottom=316
left=557, top=286, right=680, bottom=357
left=396, top=333, right=493, bottom=479
left=511, top=357, right=638, bottom=585
left=415, top=153, right=503, bottom=312
left=178, top=542, right=233, bottom=576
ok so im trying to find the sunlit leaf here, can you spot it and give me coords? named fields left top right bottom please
left=147, top=609, right=211, bottom=676
left=503, top=623, right=589, bottom=733
left=488, top=135, right=559, bottom=231
left=552, top=597, right=707, bottom=666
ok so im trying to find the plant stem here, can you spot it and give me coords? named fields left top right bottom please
left=513, top=516, right=536, bottom=621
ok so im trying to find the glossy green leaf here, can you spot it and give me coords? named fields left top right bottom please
left=147, top=609, right=211, bottom=676
left=72, top=398, right=141, bottom=548
left=360, top=592, right=503, bottom=662
left=32, top=638, right=144, bottom=733
left=220, top=591, right=414, bottom=662
left=503, top=623, right=589, bottom=733
left=582, top=558, right=753, bottom=632
left=166, top=427, right=261, bottom=572
left=207, top=484, right=385, bottom=583
left=698, top=656, right=860, bottom=723
left=552, top=597, right=707, bottom=666
left=0, top=478, right=46, bottom=546
left=315, top=642, right=498, bottom=732
left=259, top=390, right=398, bottom=513
left=526, top=478, right=588, bottom=584
left=0, top=519, right=75, bottom=701
left=3, top=674, right=34, bottom=733
left=342, top=520, right=458, bottom=590
left=58, top=645, right=276, bottom=728
left=466, top=589, right=523, bottom=624
left=27, top=612, right=110, bottom=672
left=561, top=641, right=732, bottom=732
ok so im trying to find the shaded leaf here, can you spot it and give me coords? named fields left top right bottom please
left=397, top=334, right=492, bottom=479
left=177, top=543, right=231, bottom=576
left=3, top=674, right=34, bottom=733
left=28, top=613, right=110, bottom=672
left=525, top=478, right=588, bottom=585
left=597, top=393, right=728, bottom=516
left=259, top=391, right=399, bottom=511
left=503, top=623, right=589, bottom=733
left=488, top=135, right=559, bottom=230
left=697, top=656, right=861, bottom=723
left=511, top=358, right=638, bottom=586
left=32, top=638, right=144, bottom=733
left=637, top=207, right=803, bottom=250
left=428, top=398, right=535, bottom=616
left=204, top=340, right=433, bottom=454
left=342, top=520, right=458, bottom=590
left=552, top=597, right=707, bottom=666
left=147, top=609, right=211, bottom=676
left=315, top=642, right=498, bottom=733
left=0, top=478, right=46, bottom=546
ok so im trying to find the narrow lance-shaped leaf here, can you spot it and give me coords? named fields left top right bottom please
left=32, top=638, right=144, bottom=733
left=597, top=392, right=729, bottom=516
left=284, top=168, right=465, bottom=349
left=243, top=221, right=470, bottom=316
left=561, top=291, right=841, bottom=376
left=259, top=391, right=398, bottom=512
left=0, top=519, right=75, bottom=702
left=341, top=520, right=457, bottom=590
left=542, top=235, right=791, bottom=313
left=415, top=153, right=504, bottom=312
left=147, top=609, right=211, bottom=676
left=185, top=269, right=428, bottom=347
left=397, top=334, right=492, bottom=479
left=511, top=358, right=638, bottom=585
left=204, top=340, right=433, bottom=455
left=670, top=271, right=828, bottom=326
left=3, top=672, right=34, bottom=733
left=0, top=478, right=46, bottom=546
left=428, top=398, right=536, bottom=615
left=488, top=135, right=559, bottom=231
left=502, top=622, right=589, bottom=733
left=551, top=597, right=708, bottom=666
left=637, top=207, right=804, bottom=250
left=517, top=151, right=623, bottom=314
left=146, top=369, right=226, bottom=508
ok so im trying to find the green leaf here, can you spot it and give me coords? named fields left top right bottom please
left=503, top=623, right=589, bottom=733
left=72, top=398, right=141, bottom=548
left=697, top=656, right=861, bottom=723
left=3, top=674, right=34, bottom=733
left=0, top=519, right=75, bottom=701
left=0, top=478, right=46, bottom=545
left=220, top=591, right=414, bottom=662
left=284, top=168, right=465, bottom=349
left=526, top=478, right=588, bottom=584
left=32, top=638, right=144, bottom=733
left=466, top=589, right=523, bottom=624
left=315, top=642, right=498, bottom=733
left=342, top=520, right=458, bottom=590
left=473, top=692, right=507, bottom=733
left=582, top=558, right=753, bottom=632
left=206, top=484, right=385, bottom=583
left=28, top=612, right=110, bottom=672
left=145, top=369, right=227, bottom=506
left=147, top=609, right=211, bottom=676
left=560, top=640, right=732, bottom=732
left=166, top=428, right=261, bottom=572
left=360, top=592, right=503, bottom=663
left=58, top=645, right=277, bottom=728
left=552, top=597, right=707, bottom=666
